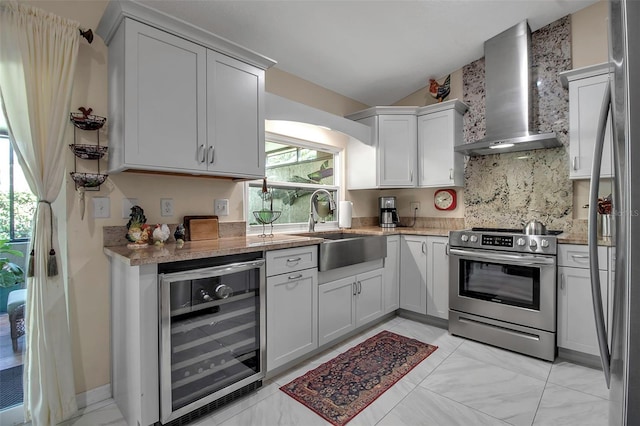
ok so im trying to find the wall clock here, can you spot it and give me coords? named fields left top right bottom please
left=434, top=189, right=457, bottom=211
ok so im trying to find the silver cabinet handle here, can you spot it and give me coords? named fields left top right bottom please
left=560, top=273, right=565, bottom=290
left=571, top=254, right=589, bottom=259
left=445, top=243, right=449, bottom=256
left=422, top=241, right=427, bottom=254
left=587, top=79, right=611, bottom=388
left=410, top=170, right=413, bottom=182
left=288, top=274, right=303, bottom=281
left=353, top=282, right=357, bottom=296
left=287, top=257, right=301, bottom=263
left=208, top=146, right=214, bottom=164
left=572, top=156, right=578, bottom=171
left=449, top=168, right=453, bottom=180
left=358, top=281, right=362, bottom=294
left=199, top=144, right=206, bottom=163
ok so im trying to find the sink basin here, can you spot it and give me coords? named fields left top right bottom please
left=294, top=232, right=387, bottom=271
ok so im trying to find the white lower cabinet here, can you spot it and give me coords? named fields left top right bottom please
left=266, top=247, right=318, bottom=371
left=399, top=235, right=450, bottom=319
left=426, top=236, right=449, bottom=319
left=318, top=268, right=384, bottom=346
left=557, top=244, right=608, bottom=356
left=383, top=235, right=400, bottom=313
left=400, top=235, right=428, bottom=315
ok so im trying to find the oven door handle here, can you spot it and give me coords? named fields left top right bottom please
left=448, top=248, right=556, bottom=266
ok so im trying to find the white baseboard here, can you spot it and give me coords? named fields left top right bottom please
left=76, top=383, right=112, bottom=409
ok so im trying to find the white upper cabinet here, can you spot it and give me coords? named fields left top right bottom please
left=345, top=107, right=417, bottom=189
left=417, top=100, right=468, bottom=187
left=206, top=52, right=265, bottom=177
left=116, top=20, right=207, bottom=172
left=97, top=1, right=274, bottom=179
left=560, top=63, right=613, bottom=180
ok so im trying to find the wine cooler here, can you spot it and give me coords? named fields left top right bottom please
left=158, top=252, right=265, bottom=425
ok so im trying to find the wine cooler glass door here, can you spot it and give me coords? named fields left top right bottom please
left=159, top=257, right=265, bottom=424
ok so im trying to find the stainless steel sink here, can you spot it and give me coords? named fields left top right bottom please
left=294, top=232, right=387, bottom=271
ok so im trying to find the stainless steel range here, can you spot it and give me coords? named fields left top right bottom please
left=448, top=227, right=560, bottom=361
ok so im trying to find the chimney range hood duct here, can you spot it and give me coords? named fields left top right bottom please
left=455, top=20, right=561, bottom=156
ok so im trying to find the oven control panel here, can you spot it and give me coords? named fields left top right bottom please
left=481, top=234, right=513, bottom=247
left=449, top=230, right=557, bottom=255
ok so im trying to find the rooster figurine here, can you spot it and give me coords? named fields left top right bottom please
left=429, top=74, right=451, bottom=103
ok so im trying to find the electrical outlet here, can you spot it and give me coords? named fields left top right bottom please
left=214, top=199, right=229, bottom=216
left=410, top=202, right=420, bottom=212
left=160, top=198, right=174, bottom=217
left=122, top=198, right=138, bottom=219
left=93, top=197, right=110, bottom=218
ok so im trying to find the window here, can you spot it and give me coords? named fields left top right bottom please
left=0, top=113, right=36, bottom=241
left=247, top=133, right=340, bottom=232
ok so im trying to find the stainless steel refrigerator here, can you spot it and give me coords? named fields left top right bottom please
left=588, top=0, right=640, bottom=424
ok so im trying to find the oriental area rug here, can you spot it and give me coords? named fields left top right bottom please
left=280, top=330, right=438, bottom=426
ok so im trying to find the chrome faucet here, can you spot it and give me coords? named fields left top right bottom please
left=308, top=189, right=336, bottom=232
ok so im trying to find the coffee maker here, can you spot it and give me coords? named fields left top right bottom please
left=379, top=196, right=399, bottom=228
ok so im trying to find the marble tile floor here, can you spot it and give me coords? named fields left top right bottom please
left=57, top=316, right=610, bottom=426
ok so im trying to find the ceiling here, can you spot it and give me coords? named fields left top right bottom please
left=140, top=0, right=600, bottom=106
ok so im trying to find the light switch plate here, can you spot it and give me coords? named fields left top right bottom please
left=93, top=197, right=110, bottom=218
left=214, top=199, right=229, bottom=216
left=122, top=198, right=139, bottom=219
left=160, top=198, right=174, bottom=217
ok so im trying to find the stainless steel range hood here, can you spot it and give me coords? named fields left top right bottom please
left=455, top=20, right=561, bottom=156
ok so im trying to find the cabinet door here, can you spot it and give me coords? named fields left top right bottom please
left=400, top=236, right=427, bottom=314
left=426, top=236, right=449, bottom=319
left=123, top=19, right=206, bottom=171
left=266, top=268, right=318, bottom=371
left=418, top=110, right=463, bottom=187
left=568, top=73, right=613, bottom=179
left=207, top=51, right=265, bottom=178
left=318, top=277, right=356, bottom=346
left=378, top=115, right=417, bottom=187
left=355, top=269, right=384, bottom=325
left=383, top=236, right=400, bottom=313
left=558, top=266, right=608, bottom=356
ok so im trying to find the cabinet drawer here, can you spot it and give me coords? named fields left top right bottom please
left=266, top=246, right=318, bottom=276
left=558, top=244, right=607, bottom=269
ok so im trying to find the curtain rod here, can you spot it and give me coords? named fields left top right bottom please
left=79, top=28, right=93, bottom=44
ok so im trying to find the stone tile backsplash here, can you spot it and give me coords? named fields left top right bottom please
left=462, top=16, right=576, bottom=233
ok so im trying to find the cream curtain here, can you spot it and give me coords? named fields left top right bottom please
left=0, top=1, right=80, bottom=424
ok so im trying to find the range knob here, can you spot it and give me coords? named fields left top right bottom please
left=529, top=239, right=538, bottom=248
left=461, top=235, right=469, bottom=242
left=517, top=238, right=526, bottom=246
left=541, top=239, right=549, bottom=248
left=470, top=235, right=478, bottom=243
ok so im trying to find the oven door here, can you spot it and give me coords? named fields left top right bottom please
left=449, top=247, right=556, bottom=332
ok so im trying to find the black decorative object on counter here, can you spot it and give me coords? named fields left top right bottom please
left=174, top=224, right=185, bottom=241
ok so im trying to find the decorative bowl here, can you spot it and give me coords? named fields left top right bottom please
left=70, top=172, right=108, bottom=188
left=69, top=112, right=106, bottom=130
left=253, top=210, right=281, bottom=225
left=69, top=144, right=108, bottom=160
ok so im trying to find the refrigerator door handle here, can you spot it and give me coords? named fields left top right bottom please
left=588, top=80, right=612, bottom=388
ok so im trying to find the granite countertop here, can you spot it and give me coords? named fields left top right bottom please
left=556, top=232, right=613, bottom=246
left=104, top=225, right=612, bottom=266
left=104, top=234, right=325, bottom=266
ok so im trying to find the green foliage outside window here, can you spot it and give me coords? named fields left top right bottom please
left=0, top=191, right=36, bottom=240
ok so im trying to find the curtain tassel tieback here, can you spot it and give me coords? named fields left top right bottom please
left=27, top=249, right=34, bottom=277
left=28, top=200, right=59, bottom=277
